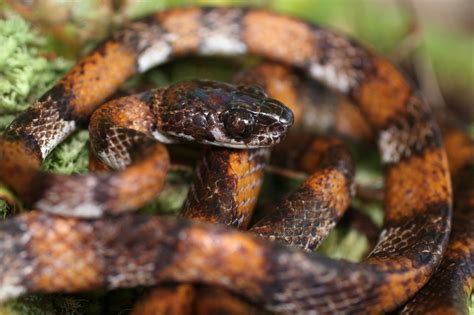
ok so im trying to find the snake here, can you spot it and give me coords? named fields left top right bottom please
left=284, top=67, right=474, bottom=314
left=0, top=6, right=455, bottom=314
left=132, top=62, right=356, bottom=314
left=401, top=129, right=474, bottom=315
left=290, top=67, right=474, bottom=314
left=132, top=63, right=473, bottom=314
left=1, top=79, right=292, bottom=217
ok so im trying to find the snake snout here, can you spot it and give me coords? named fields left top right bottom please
left=258, top=98, right=294, bottom=131
left=278, top=106, right=294, bottom=126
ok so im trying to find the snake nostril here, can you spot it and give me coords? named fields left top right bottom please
left=279, top=109, right=294, bottom=126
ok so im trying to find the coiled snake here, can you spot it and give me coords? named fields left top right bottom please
left=0, top=6, right=471, bottom=314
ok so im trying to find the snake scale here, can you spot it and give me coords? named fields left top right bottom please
left=0, top=6, right=471, bottom=314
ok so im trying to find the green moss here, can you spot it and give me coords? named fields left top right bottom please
left=42, top=130, right=90, bottom=175
left=0, top=12, right=72, bottom=130
left=0, top=295, right=84, bottom=315
left=0, top=184, right=22, bottom=217
left=317, top=228, right=369, bottom=262
left=0, top=13, right=88, bottom=313
left=140, top=171, right=192, bottom=215
left=0, top=199, right=9, bottom=218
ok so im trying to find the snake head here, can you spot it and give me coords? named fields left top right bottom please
left=156, top=80, right=293, bottom=148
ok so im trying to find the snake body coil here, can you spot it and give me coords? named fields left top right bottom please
left=0, top=7, right=455, bottom=314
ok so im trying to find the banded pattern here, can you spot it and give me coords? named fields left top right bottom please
left=251, top=133, right=354, bottom=251
left=235, top=64, right=359, bottom=253
left=135, top=64, right=356, bottom=313
left=401, top=129, right=474, bottom=314
left=269, top=66, right=473, bottom=312
left=0, top=128, right=169, bottom=218
left=0, top=211, right=384, bottom=312
left=1, top=80, right=291, bottom=216
left=289, top=81, right=473, bottom=313
left=0, top=6, right=453, bottom=314
left=182, top=148, right=270, bottom=229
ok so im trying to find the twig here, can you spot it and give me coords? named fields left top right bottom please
left=265, top=165, right=307, bottom=181
left=355, top=184, right=384, bottom=203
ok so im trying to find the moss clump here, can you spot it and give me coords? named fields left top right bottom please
left=0, top=12, right=74, bottom=214
left=317, top=228, right=370, bottom=262
left=0, top=294, right=84, bottom=315
left=0, top=12, right=72, bottom=130
left=42, top=130, right=90, bottom=174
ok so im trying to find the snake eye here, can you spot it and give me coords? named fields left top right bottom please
left=224, top=109, right=255, bottom=140
left=238, top=85, right=267, bottom=98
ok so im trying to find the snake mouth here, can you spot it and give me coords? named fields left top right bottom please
left=200, top=140, right=260, bottom=149
left=201, top=130, right=289, bottom=149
